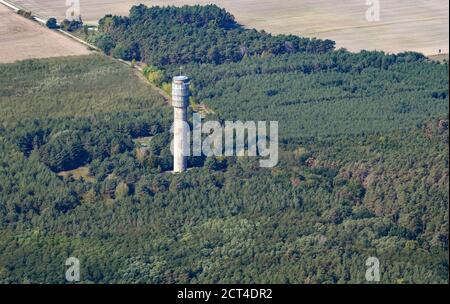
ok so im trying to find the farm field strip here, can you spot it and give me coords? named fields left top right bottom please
left=0, top=4, right=91, bottom=63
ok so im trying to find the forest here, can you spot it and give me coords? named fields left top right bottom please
left=91, top=4, right=335, bottom=65
left=0, top=5, right=448, bottom=283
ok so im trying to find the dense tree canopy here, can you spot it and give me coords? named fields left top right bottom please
left=93, top=5, right=335, bottom=65
left=0, top=4, right=448, bottom=284
left=169, top=50, right=444, bottom=140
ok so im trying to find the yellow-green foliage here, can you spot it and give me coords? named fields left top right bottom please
left=115, top=182, right=130, bottom=199
left=189, top=97, right=198, bottom=111
left=147, top=70, right=164, bottom=86
left=143, top=65, right=164, bottom=86
left=161, top=83, right=172, bottom=97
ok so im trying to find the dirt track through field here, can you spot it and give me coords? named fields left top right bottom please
left=5, top=0, right=449, bottom=55
left=0, top=4, right=91, bottom=63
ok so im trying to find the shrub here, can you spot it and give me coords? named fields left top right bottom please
left=17, top=9, right=32, bottom=19
left=46, top=17, right=58, bottom=29
left=60, top=19, right=83, bottom=32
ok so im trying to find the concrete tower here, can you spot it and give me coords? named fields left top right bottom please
left=172, top=75, right=190, bottom=173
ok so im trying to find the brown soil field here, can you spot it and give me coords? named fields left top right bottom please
left=0, top=5, right=91, bottom=63
left=6, top=0, right=449, bottom=55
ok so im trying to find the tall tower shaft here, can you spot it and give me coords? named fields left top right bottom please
left=172, top=76, right=190, bottom=173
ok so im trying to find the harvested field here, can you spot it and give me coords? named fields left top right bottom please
left=150, top=0, right=449, bottom=55
left=5, top=0, right=448, bottom=55
left=428, top=53, right=449, bottom=63
left=7, top=0, right=152, bottom=23
left=0, top=4, right=91, bottom=63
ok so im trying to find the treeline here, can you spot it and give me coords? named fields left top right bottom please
left=164, top=49, right=427, bottom=89
left=165, top=49, right=446, bottom=140
left=93, top=4, right=335, bottom=65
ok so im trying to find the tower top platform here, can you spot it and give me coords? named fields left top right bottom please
left=173, top=76, right=189, bottom=83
